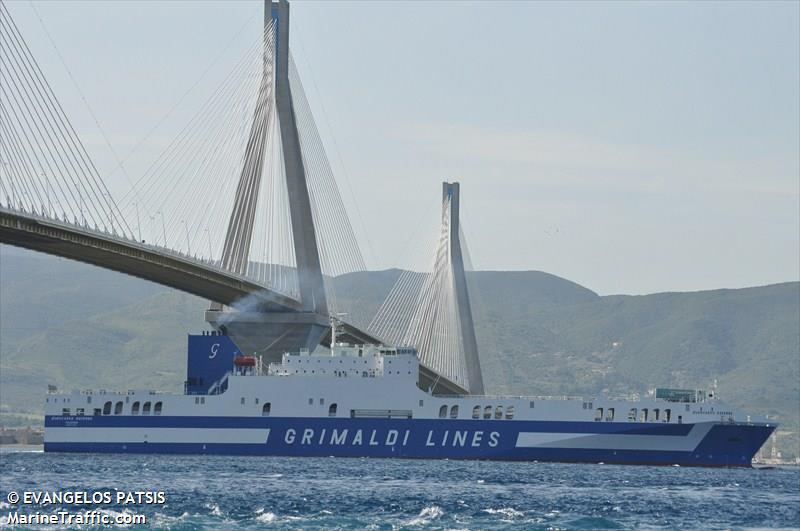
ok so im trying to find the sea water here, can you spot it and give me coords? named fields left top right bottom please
left=1, top=449, right=798, bottom=529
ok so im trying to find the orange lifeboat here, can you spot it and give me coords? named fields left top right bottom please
left=233, top=356, right=256, bottom=367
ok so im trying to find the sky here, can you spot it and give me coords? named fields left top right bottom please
left=4, top=0, right=799, bottom=295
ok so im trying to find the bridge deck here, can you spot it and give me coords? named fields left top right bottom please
left=0, top=208, right=302, bottom=312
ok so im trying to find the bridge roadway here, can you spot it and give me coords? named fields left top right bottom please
left=0, top=207, right=468, bottom=395
left=0, top=207, right=302, bottom=311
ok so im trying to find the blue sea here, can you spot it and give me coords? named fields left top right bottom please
left=1, top=449, right=798, bottom=529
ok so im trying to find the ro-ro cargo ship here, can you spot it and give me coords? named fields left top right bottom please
left=44, top=326, right=774, bottom=467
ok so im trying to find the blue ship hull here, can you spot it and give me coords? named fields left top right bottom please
left=44, top=416, right=774, bottom=467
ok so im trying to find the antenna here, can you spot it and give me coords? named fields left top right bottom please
left=330, top=313, right=348, bottom=355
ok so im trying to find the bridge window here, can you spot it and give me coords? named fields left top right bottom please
left=329, top=403, right=337, bottom=417
left=142, top=402, right=151, bottom=415
left=640, top=408, right=648, bottom=422
left=495, top=406, right=504, bottom=419
left=76, top=408, right=85, bottom=416
left=449, top=405, right=459, bottom=419
left=154, top=402, right=162, bottom=416
left=114, top=401, right=123, bottom=415
left=483, top=406, right=492, bottom=419
left=665, top=409, right=671, bottom=422
left=439, top=405, right=448, bottom=418
left=62, top=408, right=70, bottom=415
left=606, top=408, right=615, bottom=421
left=131, top=402, right=140, bottom=415
left=505, top=406, right=515, bottom=419
left=628, top=408, right=637, bottom=422
left=103, top=401, right=112, bottom=415
left=93, top=408, right=102, bottom=416
left=595, top=408, right=603, bottom=421
left=472, top=406, right=480, bottom=419
left=262, top=402, right=271, bottom=416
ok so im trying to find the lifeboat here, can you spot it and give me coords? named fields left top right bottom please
left=233, top=356, right=257, bottom=367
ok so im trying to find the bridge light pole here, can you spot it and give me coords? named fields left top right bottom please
left=181, top=219, right=191, bottom=256
left=40, top=172, right=49, bottom=218
left=157, top=211, right=166, bottom=247
left=0, top=160, right=12, bottom=208
left=133, top=202, right=142, bottom=242
left=204, top=228, right=213, bottom=262
left=102, top=192, right=115, bottom=235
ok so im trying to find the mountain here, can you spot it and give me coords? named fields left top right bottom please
left=1, top=245, right=797, bottom=457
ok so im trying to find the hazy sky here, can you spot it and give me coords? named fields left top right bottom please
left=5, top=0, right=799, bottom=295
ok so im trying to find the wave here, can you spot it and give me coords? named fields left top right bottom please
left=254, top=508, right=303, bottom=525
left=407, top=505, right=443, bottom=526
left=483, top=507, right=524, bottom=520
left=204, top=502, right=223, bottom=516
left=256, top=511, right=277, bottom=523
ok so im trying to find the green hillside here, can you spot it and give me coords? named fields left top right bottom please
left=1, top=246, right=797, bottom=457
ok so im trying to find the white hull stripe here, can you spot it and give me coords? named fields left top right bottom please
left=45, top=428, right=270, bottom=445
left=515, top=423, right=713, bottom=452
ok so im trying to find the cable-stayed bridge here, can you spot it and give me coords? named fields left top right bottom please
left=0, top=0, right=482, bottom=396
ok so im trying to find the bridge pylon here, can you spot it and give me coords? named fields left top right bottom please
left=368, top=182, right=483, bottom=395
left=443, top=182, right=484, bottom=395
left=206, top=0, right=329, bottom=360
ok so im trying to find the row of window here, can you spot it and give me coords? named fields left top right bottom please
left=437, top=405, right=516, bottom=420
left=60, top=400, right=163, bottom=417
left=594, top=407, right=679, bottom=423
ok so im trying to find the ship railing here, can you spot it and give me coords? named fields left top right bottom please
left=607, top=394, right=642, bottom=401
left=605, top=394, right=717, bottom=403
left=65, top=388, right=167, bottom=397
left=207, top=373, right=231, bottom=395
left=434, top=394, right=584, bottom=401
left=77, top=389, right=134, bottom=397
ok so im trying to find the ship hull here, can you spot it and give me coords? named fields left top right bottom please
left=44, top=416, right=773, bottom=467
